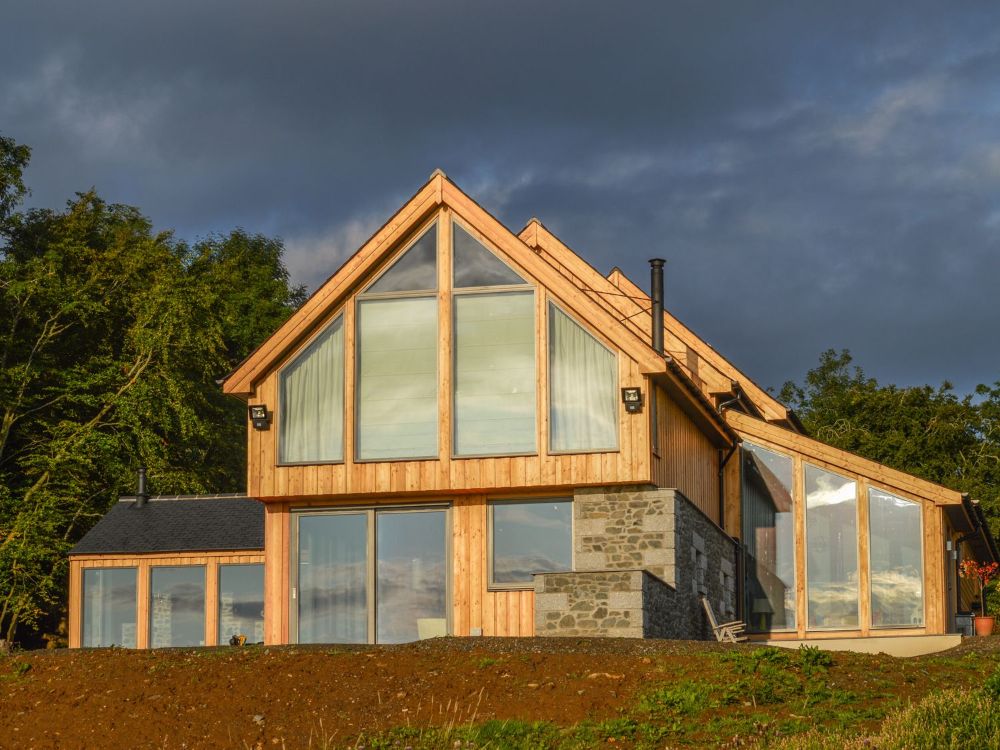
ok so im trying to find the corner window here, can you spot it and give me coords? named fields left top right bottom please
left=82, top=568, right=137, bottom=648
left=150, top=566, right=206, bottom=648
left=279, top=315, right=345, bottom=463
left=548, top=304, right=618, bottom=452
left=805, top=464, right=858, bottom=629
left=218, top=564, right=265, bottom=644
left=741, top=442, right=796, bottom=632
left=489, top=499, right=572, bottom=587
left=869, top=488, right=923, bottom=628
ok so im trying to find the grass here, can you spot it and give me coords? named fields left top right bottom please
left=336, top=645, right=999, bottom=749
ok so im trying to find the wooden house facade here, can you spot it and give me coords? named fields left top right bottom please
left=69, top=172, right=997, bottom=650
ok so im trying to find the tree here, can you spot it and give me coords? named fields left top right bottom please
left=0, top=135, right=31, bottom=227
left=780, top=349, right=1000, bottom=537
left=0, top=140, right=303, bottom=644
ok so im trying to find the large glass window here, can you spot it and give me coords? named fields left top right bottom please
left=805, top=465, right=858, bottom=629
left=298, top=513, right=368, bottom=644
left=869, top=488, right=924, bottom=628
left=454, top=292, right=535, bottom=455
left=453, top=223, right=525, bottom=288
left=376, top=510, right=447, bottom=643
left=218, top=564, right=265, bottom=644
left=279, top=316, right=344, bottom=463
left=366, top=224, right=437, bottom=293
left=356, top=297, right=438, bottom=459
left=741, top=442, right=796, bottom=632
left=82, top=568, right=137, bottom=648
left=490, top=499, right=572, bottom=586
left=548, top=304, right=617, bottom=452
left=150, top=566, right=206, bottom=648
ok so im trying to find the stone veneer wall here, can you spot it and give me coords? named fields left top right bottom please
left=534, top=486, right=737, bottom=639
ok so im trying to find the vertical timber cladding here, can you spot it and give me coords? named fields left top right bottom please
left=652, top=387, right=720, bottom=523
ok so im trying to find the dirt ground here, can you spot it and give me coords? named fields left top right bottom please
left=1, top=637, right=996, bottom=750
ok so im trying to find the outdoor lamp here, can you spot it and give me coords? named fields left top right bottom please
left=621, top=387, right=644, bottom=414
left=248, top=404, right=271, bottom=430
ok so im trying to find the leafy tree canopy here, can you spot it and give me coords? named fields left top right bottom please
left=0, top=136, right=304, bottom=644
left=780, top=349, right=1000, bottom=537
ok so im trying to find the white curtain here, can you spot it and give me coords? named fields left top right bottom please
left=279, top=316, right=345, bottom=463
left=454, top=291, right=535, bottom=455
left=357, top=297, right=438, bottom=459
left=548, top=304, right=617, bottom=451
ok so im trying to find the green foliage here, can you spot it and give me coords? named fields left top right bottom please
left=780, top=349, right=1000, bottom=537
left=0, top=134, right=31, bottom=226
left=798, top=644, right=834, bottom=673
left=0, top=138, right=303, bottom=645
left=637, top=678, right=714, bottom=716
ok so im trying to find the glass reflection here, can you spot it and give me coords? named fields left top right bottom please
left=453, top=224, right=525, bottom=288
left=356, top=297, right=438, bottom=459
left=492, top=500, right=572, bottom=584
left=218, top=564, right=265, bottom=644
left=298, top=514, right=368, bottom=644
left=150, top=566, right=206, bottom=647
left=741, top=443, right=796, bottom=632
left=83, top=568, right=137, bottom=648
left=869, top=488, right=923, bottom=627
left=454, top=292, right=535, bottom=455
left=805, top=465, right=858, bottom=628
left=366, top=224, right=437, bottom=293
left=376, top=511, right=447, bottom=644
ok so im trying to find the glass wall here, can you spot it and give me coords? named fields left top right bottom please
left=805, top=465, right=859, bottom=629
left=298, top=513, right=368, bottom=644
left=741, top=442, right=796, bottom=632
left=491, top=500, right=572, bottom=585
left=548, top=305, right=617, bottom=452
left=869, top=488, right=924, bottom=627
left=218, top=564, right=265, bottom=644
left=150, top=566, right=206, bottom=647
left=279, top=317, right=344, bottom=463
left=375, top=511, right=447, bottom=643
left=82, top=568, right=137, bottom=648
left=454, top=292, right=535, bottom=455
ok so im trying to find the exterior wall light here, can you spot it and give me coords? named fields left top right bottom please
left=248, top=404, right=271, bottom=430
left=621, top=387, right=644, bottom=414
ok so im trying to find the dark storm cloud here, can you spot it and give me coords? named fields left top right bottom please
left=2, top=1, right=998, bottom=393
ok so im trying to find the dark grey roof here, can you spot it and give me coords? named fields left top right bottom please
left=70, top=495, right=264, bottom=555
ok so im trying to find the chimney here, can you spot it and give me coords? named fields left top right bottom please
left=649, top=259, right=665, bottom=355
left=135, top=467, right=149, bottom=507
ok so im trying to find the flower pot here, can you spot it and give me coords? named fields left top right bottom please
left=974, top=616, right=995, bottom=637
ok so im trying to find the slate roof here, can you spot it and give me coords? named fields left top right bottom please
left=69, top=495, right=264, bottom=555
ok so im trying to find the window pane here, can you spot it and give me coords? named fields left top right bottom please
left=805, top=465, right=858, bottom=629
left=376, top=511, right=447, bottom=643
left=279, top=316, right=344, bottom=463
left=218, top=564, right=265, bottom=644
left=357, top=297, right=438, bottom=459
left=82, top=568, right=137, bottom=648
left=453, top=224, right=525, bottom=287
left=742, top=442, right=796, bottom=632
left=454, top=292, right=535, bottom=455
left=150, top=566, right=205, bottom=647
left=869, top=488, right=924, bottom=628
left=492, top=500, right=572, bottom=584
left=298, top=514, right=368, bottom=644
left=549, top=304, right=617, bottom=452
left=366, top=224, right=437, bottom=293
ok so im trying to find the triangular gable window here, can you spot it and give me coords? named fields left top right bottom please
left=453, top=223, right=525, bottom=288
left=365, top=223, right=438, bottom=294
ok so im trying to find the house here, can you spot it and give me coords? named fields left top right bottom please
left=68, top=171, right=998, bottom=653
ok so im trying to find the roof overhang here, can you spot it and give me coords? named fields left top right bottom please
left=945, top=495, right=1000, bottom=564
left=649, top=356, right=738, bottom=449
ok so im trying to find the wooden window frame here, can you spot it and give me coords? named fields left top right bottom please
left=81, top=566, right=138, bottom=649
left=148, top=564, right=208, bottom=649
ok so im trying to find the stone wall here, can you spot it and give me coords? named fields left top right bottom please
left=533, top=486, right=736, bottom=639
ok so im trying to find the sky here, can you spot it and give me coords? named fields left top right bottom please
left=3, top=1, right=999, bottom=395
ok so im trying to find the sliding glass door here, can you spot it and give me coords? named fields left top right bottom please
left=295, top=507, right=447, bottom=644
